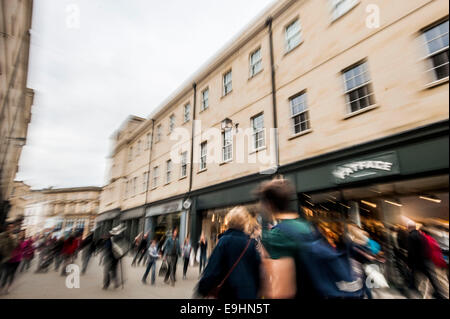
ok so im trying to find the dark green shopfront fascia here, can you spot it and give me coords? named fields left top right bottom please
left=187, top=120, right=449, bottom=251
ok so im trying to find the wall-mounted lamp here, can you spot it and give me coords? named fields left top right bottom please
left=221, top=118, right=233, bottom=130
left=419, top=194, right=441, bottom=204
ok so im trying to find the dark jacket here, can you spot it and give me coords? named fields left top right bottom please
left=407, top=229, right=427, bottom=268
left=197, top=229, right=261, bottom=299
left=163, top=236, right=181, bottom=257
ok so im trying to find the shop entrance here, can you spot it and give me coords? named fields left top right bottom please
left=153, top=212, right=181, bottom=246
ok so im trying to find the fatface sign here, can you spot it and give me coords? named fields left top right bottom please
left=332, top=152, right=399, bottom=184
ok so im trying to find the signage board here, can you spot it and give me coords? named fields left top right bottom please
left=332, top=152, right=400, bottom=184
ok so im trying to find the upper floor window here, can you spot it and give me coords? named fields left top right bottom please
left=133, top=177, right=138, bottom=196
left=200, top=142, right=207, bottom=170
left=169, top=115, right=175, bottom=133
left=143, top=172, right=148, bottom=192
left=250, top=48, right=262, bottom=77
left=251, top=114, right=265, bottom=150
left=128, top=147, right=133, bottom=161
left=166, top=160, right=172, bottom=183
left=156, top=124, right=162, bottom=142
left=201, top=88, right=209, bottom=111
left=180, top=151, right=188, bottom=178
left=330, top=0, right=359, bottom=21
left=145, top=133, right=151, bottom=150
left=184, top=104, right=191, bottom=123
left=136, top=140, right=142, bottom=157
left=290, top=92, right=311, bottom=135
left=423, top=20, right=449, bottom=82
left=285, top=19, right=302, bottom=52
left=152, top=166, right=159, bottom=188
left=222, top=128, right=233, bottom=162
left=342, top=61, right=375, bottom=114
left=223, top=70, right=232, bottom=96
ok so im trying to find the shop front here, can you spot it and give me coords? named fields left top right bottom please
left=120, top=206, right=145, bottom=245
left=145, top=199, right=187, bottom=247
left=94, top=209, right=120, bottom=240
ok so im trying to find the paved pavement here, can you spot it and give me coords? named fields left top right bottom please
left=1, top=253, right=444, bottom=299
left=0, top=254, right=199, bottom=299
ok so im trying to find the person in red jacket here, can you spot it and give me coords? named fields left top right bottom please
left=419, top=227, right=448, bottom=299
left=60, top=233, right=77, bottom=276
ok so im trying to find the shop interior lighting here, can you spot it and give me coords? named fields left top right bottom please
left=361, top=200, right=377, bottom=208
left=384, top=200, right=403, bottom=207
left=320, top=205, right=330, bottom=211
left=419, top=195, right=442, bottom=204
left=303, top=193, right=311, bottom=199
left=339, top=202, right=350, bottom=209
left=305, top=200, right=315, bottom=207
left=360, top=207, right=370, bottom=213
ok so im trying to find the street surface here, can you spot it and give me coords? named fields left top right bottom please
left=1, top=255, right=198, bottom=299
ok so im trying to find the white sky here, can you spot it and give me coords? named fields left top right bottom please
left=16, top=0, right=275, bottom=190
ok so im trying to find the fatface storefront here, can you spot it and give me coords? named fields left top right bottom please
left=94, top=209, right=120, bottom=239
left=145, top=199, right=188, bottom=247
left=120, top=206, right=145, bottom=244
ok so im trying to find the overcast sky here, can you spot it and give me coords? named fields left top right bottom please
left=16, top=0, right=275, bottom=190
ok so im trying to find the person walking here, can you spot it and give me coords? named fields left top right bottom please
left=406, top=222, right=446, bottom=299
left=142, top=239, right=159, bottom=285
left=102, top=224, right=128, bottom=290
left=132, top=233, right=148, bottom=267
left=162, top=228, right=181, bottom=286
left=256, top=178, right=363, bottom=299
left=182, top=237, right=192, bottom=279
left=196, top=206, right=261, bottom=299
left=198, top=235, right=208, bottom=275
left=19, top=236, right=35, bottom=272
left=81, top=232, right=96, bottom=275
left=60, top=233, right=78, bottom=276
left=0, top=230, right=24, bottom=295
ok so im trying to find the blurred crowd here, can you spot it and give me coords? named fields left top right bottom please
left=0, top=179, right=448, bottom=299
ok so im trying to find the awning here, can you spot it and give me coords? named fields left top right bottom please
left=95, top=209, right=120, bottom=223
left=120, top=206, right=145, bottom=221
left=145, top=200, right=183, bottom=217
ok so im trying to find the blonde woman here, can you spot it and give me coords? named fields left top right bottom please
left=196, top=206, right=261, bottom=299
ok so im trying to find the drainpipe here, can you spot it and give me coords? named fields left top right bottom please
left=188, top=83, right=197, bottom=195
left=188, top=83, right=197, bottom=248
left=144, top=119, right=155, bottom=236
left=266, top=16, right=280, bottom=172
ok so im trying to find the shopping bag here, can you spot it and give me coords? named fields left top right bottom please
left=158, top=260, right=168, bottom=277
left=196, top=248, right=200, bottom=263
left=189, top=249, right=195, bottom=267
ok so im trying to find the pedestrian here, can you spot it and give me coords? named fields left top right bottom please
left=60, top=233, right=78, bottom=276
left=405, top=221, right=446, bottom=299
left=0, top=224, right=17, bottom=285
left=103, top=224, right=128, bottom=290
left=256, top=178, right=364, bottom=299
left=52, top=236, right=65, bottom=272
left=132, top=232, right=148, bottom=267
left=19, top=236, right=35, bottom=272
left=198, top=235, right=208, bottom=275
left=195, top=206, right=261, bottom=299
left=162, top=228, right=181, bottom=286
left=182, top=237, right=192, bottom=279
left=0, top=230, right=24, bottom=295
left=142, top=239, right=159, bottom=285
left=81, top=232, right=96, bottom=275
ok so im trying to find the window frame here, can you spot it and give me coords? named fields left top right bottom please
left=342, top=60, right=375, bottom=115
left=156, top=125, right=162, bottom=143
left=422, top=19, right=449, bottom=83
left=169, top=114, right=175, bottom=133
left=166, top=159, right=172, bottom=184
left=330, top=0, right=359, bottom=21
left=289, top=91, right=311, bottom=135
left=249, top=47, right=262, bottom=78
left=180, top=151, right=188, bottom=178
left=143, top=172, right=148, bottom=192
left=201, top=88, right=209, bottom=111
left=222, top=128, right=233, bottom=162
left=152, top=166, right=159, bottom=189
left=285, top=18, right=302, bottom=53
left=223, top=70, right=233, bottom=96
left=200, top=142, right=207, bottom=171
left=184, top=103, right=191, bottom=123
left=251, top=113, right=265, bottom=151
